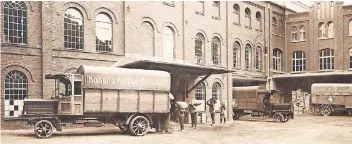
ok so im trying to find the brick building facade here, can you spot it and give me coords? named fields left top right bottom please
left=1, top=1, right=310, bottom=129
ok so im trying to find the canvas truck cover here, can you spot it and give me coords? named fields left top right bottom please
left=311, top=83, right=352, bottom=105
left=233, top=86, right=266, bottom=110
left=77, top=65, right=171, bottom=91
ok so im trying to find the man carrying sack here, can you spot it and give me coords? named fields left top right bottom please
left=188, top=100, right=199, bottom=129
left=206, top=97, right=217, bottom=126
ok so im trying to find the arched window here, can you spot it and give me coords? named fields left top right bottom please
left=292, top=51, right=306, bottom=72
left=195, top=33, right=205, bottom=64
left=245, top=44, right=252, bottom=69
left=245, top=8, right=251, bottom=27
left=64, top=8, right=84, bottom=50
left=162, top=26, right=175, bottom=60
left=256, top=12, right=262, bottom=30
left=233, top=41, right=241, bottom=68
left=319, top=48, right=334, bottom=70
left=4, top=71, right=28, bottom=118
left=272, top=17, right=277, bottom=34
left=212, top=37, right=221, bottom=65
left=96, top=13, right=112, bottom=52
left=327, top=21, right=334, bottom=38
left=255, top=46, right=262, bottom=71
left=318, top=22, right=326, bottom=38
left=233, top=4, right=240, bottom=24
left=195, top=82, right=206, bottom=111
left=273, top=48, right=283, bottom=71
left=212, top=82, right=221, bottom=109
left=349, top=48, right=352, bottom=69
left=349, top=20, right=352, bottom=36
left=291, top=26, right=297, bottom=41
left=3, top=1, right=27, bottom=44
left=141, top=22, right=155, bottom=56
left=279, top=19, right=284, bottom=35
left=299, top=25, right=305, bottom=40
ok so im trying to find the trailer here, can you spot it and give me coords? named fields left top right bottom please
left=311, top=83, right=352, bottom=116
left=19, top=65, right=172, bottom=138
left=232, top=86, right=294, bottom=123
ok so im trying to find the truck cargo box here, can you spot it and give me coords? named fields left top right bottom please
left=311, top=83, right=352, bottom=106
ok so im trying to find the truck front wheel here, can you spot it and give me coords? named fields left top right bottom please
left=34, top=120, right=54, bottom=139
left=321, top=106, right=332, bottom=116
left=129, top=115, right=149, bottom=136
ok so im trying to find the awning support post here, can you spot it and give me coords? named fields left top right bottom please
left=186, top=71, right=214, bottom=96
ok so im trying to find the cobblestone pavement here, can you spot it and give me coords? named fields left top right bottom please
left=1, top=115, right=352, bottom=144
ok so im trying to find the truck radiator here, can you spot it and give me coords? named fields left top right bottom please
left=24, top=100, right=58, bottom=115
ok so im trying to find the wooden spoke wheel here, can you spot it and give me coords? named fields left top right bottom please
left=129, top=116, right=149, bottom=136
left=321, top=106, right=332, bottom=116
left=282, top=115, right=289, bottom=123
left=233, top=112, right=241, bottom=120
left=273, top=113, right=284, bottom=123
left=34, top=120, right=54, bottom=139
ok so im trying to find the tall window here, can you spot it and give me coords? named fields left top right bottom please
left=272, top=17, right=277, bottom=34
left=327, top=21, right=334, bottom=38
left=195, top=82, right=206, bottom=111
left=3, top=1, right=27, bottom=44
left=196, top=1, right=204, bottom=15
left=162, top=27, right=175, bottom=60
left=256, top=12, right=262, bottom=30
left=279, top=19, right=284, bottom=35
left=212, top=82, right=221, bottom=110
left=4, top=71, right=27, bottom=118
left=195, top=33, right=205, bottom=64
left=292, top=51, right=306, bottom=72
left=64, top=8, right=84, bottom=50
left=255, top=46, right=262, bottom=71
left=319, top=48, right=334, bottom=70
left=299, top=25, right=305, bottom=40
left=96, top=13, right=112, bottom=52
left=349, top=20, right=352, bottom=36
left=291, top=26, right=297, bottom=41
left=245, top=8, right=251, bottom=27
left=212, top=37, right=221, bottom=65
left=318, top=23, right=326, bottom=38
left=141, top=22, right=154, bottom=56
left=233, top=41, right=240, bottom=68
left=213, top=1, right=220, bottom=18
left=273, top=48, right=283, bottom=71
left=233, top=4, right=240, bottom=24
left=349, top=48, right=352, bottom=69
left=245, top=44, right=252, bottom=69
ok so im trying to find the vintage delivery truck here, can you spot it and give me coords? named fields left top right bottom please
left=232, top=86, right=294, bottom=123
left=19, top=65, right=172, bottom=138
left=311, top=83, right=352, bottom=116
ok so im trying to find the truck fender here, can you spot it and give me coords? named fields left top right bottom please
left=125, top=113, right=153, bottom=126
left=28, top=116, right=62, bottom=131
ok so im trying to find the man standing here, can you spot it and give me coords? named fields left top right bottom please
left=207, top=97, right=217, bottom=126
left=189, top=100, right=198, bottom=129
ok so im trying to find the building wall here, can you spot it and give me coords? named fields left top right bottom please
left=1, top=1, right=310, bottom=128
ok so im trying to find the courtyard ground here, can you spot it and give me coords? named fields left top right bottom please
left=1, top=115, right=352, bottom=144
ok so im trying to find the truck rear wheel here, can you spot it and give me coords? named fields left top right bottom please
left=129, top=115, right=149, bottom=136
left=321, top=106, right=332, bottom=116
left=273, top=113, right=284, bottom=123
left=34, top=120, right=54, bottom=139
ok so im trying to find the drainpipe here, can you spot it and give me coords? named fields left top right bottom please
left=225, top=1, right=231, bottom=122
left=267, top=3, right=271, bottom=91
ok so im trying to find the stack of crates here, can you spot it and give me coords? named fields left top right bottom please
left=292, top=89, right=311, bottom=114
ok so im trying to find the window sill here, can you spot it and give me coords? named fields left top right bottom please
left=273, top=34, right=285, bottom=38
left=290, top=40, right=306, bottom=43
left=212, top=16, right=221, bottom=20
left=348, top=68, right=352, bottom=71
left=195, top=11, right=204, bottom=16
left=233, top=22, right=241, bottom=26
left=163, top=2, right=175, bottom=7
left=244, top=25, right=252, bottom=29
left=290, top=71, right=306, bottom=74
left=319, top=69, right=334, bottom=72
left=65, top=48, right=84, bottom=52
left=348, top=35, right=352, bottom=37
left=255, top=29, right=263, bottom=32
left=96, top=51, right=113, bottom=54
left=1, top=42, right=28, bottom=47
left=318, top=37, right=333, bottom=40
